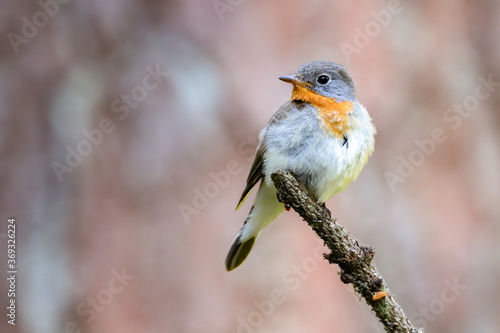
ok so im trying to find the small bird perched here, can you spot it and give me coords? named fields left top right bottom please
left=225, top=61, right=376, bottom=271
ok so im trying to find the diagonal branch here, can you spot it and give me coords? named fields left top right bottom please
left=271, top=169, right=421, bottom=333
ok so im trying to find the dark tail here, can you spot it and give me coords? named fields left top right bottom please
left=225, top=234, right=256, bottom=271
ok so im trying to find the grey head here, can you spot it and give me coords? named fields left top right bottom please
left=279, top=61, right=356, bottom=102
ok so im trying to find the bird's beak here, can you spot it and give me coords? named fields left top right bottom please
left=279, top=75, right=313, bottom=87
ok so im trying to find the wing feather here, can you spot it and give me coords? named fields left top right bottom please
left=235, top=144, right=265, bottom=210
left=235, top=101, right=293, bottom=210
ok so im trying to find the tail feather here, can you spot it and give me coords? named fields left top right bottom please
left=225, top=234, right=256, bottom=271
left=226, top=181, right=285, bottom=271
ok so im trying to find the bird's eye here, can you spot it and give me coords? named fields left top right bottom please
left=316, top=75, right=330, bottom=85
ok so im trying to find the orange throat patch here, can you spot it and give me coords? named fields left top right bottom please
left=291, top=85, right=354, bottom=139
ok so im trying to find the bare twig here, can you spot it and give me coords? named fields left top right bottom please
left=271, top=169, right=421, bottom=333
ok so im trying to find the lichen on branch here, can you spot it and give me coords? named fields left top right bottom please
left=271, top=169, right=421, bottom=333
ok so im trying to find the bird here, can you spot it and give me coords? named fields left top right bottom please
left=225, top=61, right=376, bottom=271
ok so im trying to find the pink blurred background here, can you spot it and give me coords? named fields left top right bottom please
left=1, top=1, right=500, bottom=332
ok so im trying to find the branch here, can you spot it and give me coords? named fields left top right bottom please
left=271, top=170, right=421, bottom=333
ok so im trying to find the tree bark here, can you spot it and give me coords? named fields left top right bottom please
left=271, top=169, right=421, bottom=333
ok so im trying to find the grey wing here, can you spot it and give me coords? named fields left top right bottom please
left=235, top=101, right=293, bottom=210
left=235, top=143, right=265, bottom=210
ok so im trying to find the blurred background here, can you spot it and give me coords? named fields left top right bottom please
left=1, top=1, right=499, bottom=332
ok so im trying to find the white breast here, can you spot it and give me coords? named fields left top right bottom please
left=262, top=102, right=375, bottom=203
